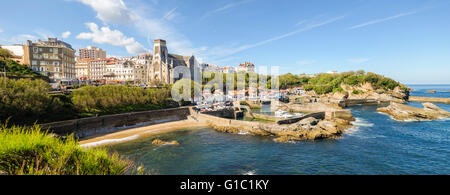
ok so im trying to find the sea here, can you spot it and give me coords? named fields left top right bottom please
left=108, top=85, right=450, bottom=175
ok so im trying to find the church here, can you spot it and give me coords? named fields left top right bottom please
left=149, top=39, right=200, bottom=84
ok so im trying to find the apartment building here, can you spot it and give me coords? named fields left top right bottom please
left=88, top=57, right=117, bottom=81
left=78, top=46, right=106, bottom=60
left=75, top=59, right=90, bottom=80
left=25, top=38, right=76, bottom=82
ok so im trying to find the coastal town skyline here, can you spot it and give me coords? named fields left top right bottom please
left=1, top=0, right=450, bottom=84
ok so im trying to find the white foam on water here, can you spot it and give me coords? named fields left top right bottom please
left=437, top=117, right=450, bottom=121
left=238, top=130, right=250, bottom=135
left=346, top=117, right=374, bottom=136
left=352, top=117, right=375, bottom=127
left=243, top=170, right=257, bottom=175
left=80, top=135, right=140, bottom=148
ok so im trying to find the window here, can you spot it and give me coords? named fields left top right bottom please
left=53, top=61, right=60, bottom=66
left=32, top=61, right=37, bottom=65
left=33, top=47, right=38, bottom=53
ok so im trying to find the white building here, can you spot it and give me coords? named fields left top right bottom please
left=237, top=62, right=255, bottom=72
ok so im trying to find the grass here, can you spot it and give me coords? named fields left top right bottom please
left=0, top=123, right=142, bottom=175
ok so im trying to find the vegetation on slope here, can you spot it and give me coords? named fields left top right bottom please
left=279, top=70, right=408, bottom=95
left=0, top=48, right=47, bottom=80
left=0, top=78, right=175, bottom=125
left=71, top=85, right=175, bottom=114
left=0, top=123, right=140, bottom=175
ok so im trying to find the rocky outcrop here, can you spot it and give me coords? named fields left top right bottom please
left=340, top=83, right=409, bottom=103
left=409, top=96, right=450, bottom=104
left=200, top=110, right=355, bottom=143
left=426, top=90, right=437, bottom=93
left=152, top=139, right=180, bottom=146
left=377, top=102, right=450, bottom=121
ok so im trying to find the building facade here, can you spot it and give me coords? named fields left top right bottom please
left=150, top=39, right=200, bottom=84
left=75, top=59, right=90, bottom=80
left=78, top=46, right=106, bottom=60
left=25, top=38, right=76, bottom=82
left=237, top=62, right=255, bottom=72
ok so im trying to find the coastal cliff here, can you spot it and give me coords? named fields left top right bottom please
left=377, top=102, right=450, bottom=121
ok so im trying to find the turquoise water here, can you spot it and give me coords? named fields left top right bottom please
left=109, top=85, right=450, bottom=175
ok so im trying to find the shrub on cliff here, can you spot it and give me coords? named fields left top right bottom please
left=0, top=78, right=78, bottom=124
left=71, top=85, right=172, bottom=114
left=302, top=71, right=406, bottom=94
left=0, top=123, right=140, bottom=175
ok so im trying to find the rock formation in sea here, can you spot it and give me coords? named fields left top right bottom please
left=377, top=102, right=450, bottom=121
left=152, top=139, right=180, bottom=146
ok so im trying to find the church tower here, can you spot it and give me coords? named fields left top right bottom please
left=151, top=39, right=169, bottom=83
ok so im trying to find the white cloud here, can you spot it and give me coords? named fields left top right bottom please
left=202, top=0, right=253, bottom=19
left=77, top=0, right=134, bottom=23
left=163, top=8, right=178, bottom=21
left=77, top=0, right=205, bottom=57
left=62, top=31, right=71, bottom=39
left=76, top=23, right=148, bottom=54
left=348, top=11, right=418, bottom=30
left=0, top=28, right=3, bottom=33
left=347, top=58, right=369, bottom=64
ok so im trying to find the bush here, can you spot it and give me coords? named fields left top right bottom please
left=303, top=71, right=404, bottom=94
left=0, top=123, right=139, bottom=175
left=71, top=85, right=172, bottom=114
left=352, top=90, right=363, bottom=95
left=0, top=78, right=78, bottom=124
left=0, top=78, right=176, bottom=125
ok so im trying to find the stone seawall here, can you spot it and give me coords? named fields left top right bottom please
left=41, top=107, right=190, bottom=138
left=338, top=99, right=381, bottom=107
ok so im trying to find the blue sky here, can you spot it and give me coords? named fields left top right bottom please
left=0, top=0, right=449, bottom=84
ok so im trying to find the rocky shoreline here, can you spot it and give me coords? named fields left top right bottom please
left=377, top=102, right=450, bottom=121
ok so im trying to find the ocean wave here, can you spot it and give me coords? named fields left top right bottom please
left=345, top=118, right=375, bottom=137
left=352, top=117, right=375, bottom=127
left=80, top=135, right=140, bottom=147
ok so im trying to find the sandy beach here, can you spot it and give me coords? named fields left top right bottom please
left=79, top=119, right=208, bottom=147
